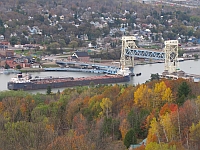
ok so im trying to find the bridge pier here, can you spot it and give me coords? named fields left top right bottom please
left=120, top=36, right=137, bottom=71
left=164, top=40, right=178, bottom=73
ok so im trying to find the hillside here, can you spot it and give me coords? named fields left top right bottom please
left=0, top=77, right=200, bottom=149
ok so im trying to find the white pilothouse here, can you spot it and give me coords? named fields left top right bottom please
left=10, top=73, right=31, bottom=83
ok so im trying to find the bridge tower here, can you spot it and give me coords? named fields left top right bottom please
left=120, top=36, right=137, bottom=73
left=164, top=40, right=178, bottom=73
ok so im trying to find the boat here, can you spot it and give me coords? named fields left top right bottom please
left=7, top=73, right=130, bottom=91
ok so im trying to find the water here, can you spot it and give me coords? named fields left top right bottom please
left=0, top=59, right=200, bottom=93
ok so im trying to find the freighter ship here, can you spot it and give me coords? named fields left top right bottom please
left=7, top=71, right=130, bottom=91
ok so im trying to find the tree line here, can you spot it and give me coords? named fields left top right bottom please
left=0, top=78, right=200, bottom=150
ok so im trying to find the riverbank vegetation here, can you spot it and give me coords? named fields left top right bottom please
left=0, top=78, right=200, bottom=150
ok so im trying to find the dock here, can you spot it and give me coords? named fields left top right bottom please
left=160, top=70, right=200, bottom=82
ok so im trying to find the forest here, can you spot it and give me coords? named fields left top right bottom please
left=0, top=78, right=200, bottom=150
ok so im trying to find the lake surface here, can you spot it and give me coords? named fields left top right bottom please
left=0, top=59, right=200, bottom=93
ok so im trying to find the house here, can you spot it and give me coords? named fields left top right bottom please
left=188, top=37, right=200, bottom=44
left=27, top=26, right=42, bottom=35
left=5, top=58, right=18, bottom=68
left=0, top=41, right=9, bottom=49
left=70, top=51, right=90, bottom=62
left=0, top=35, right=4, bottom=40
left=88, top=43, right=96, bottom=48
left=59, top=15, right=64, bottom=20
left=129, top=138, right=147, bottom=150
left=0, top=50, right=14, bottom=57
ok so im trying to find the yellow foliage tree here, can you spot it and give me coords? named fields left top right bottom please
left=147, top=117, right=160, bottom=144
left=0, top=102, right=3, bottom=113
left=160, top=113, right=176, bottom=142
left=189, top=121, right=200, bottom=148
left=153, top=81, right=173, bottom=108
left=145, top=142, right=176, bottom=150
left=99, top=98, right=112, bottom=118
left=134, top=84, right=152, bottom=108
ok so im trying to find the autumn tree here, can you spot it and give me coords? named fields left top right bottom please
left=189, top=121, right=200, bottom=149
left=99, top=97, right=112, bottom=118
left=153, top=81, right=173, bottom=108
left=119, top=118, right=130, bottom=140
left=116, top=85, right=135, bottom=114
left=160, top=113, right=176, bottom=142
left=145, top=142, right=176, bottom=150
left=147, top=117, right=160, bottom=144
left=134, top=84, right=152, bottom=109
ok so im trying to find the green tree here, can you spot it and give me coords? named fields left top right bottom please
left=124, top=128, right=137, bottom=148
left=101, top=117, right=113, bottom=138
left=190, top=16, right=200, bottom=26
left=9, top=36, right=18, bottom=46
left=194, top=29, right=200, bottom=39
left=16, top=64, right=22, bottom=69
left=177, top=81, right=190, bottom=105
left=68, top=40, right=78, bottom=50
left=46, top=86, right=52, bottom=95
left=194, top=54, right=198, bottom=59
left=0, top=18, right=5, bottom=35
left=5, top=63, right=10, bottom=69
left=150, top=73, right=160, bottom=81
left=58, top=39, right=67, bottom=49
left=48, top=42, right=59, bottom=50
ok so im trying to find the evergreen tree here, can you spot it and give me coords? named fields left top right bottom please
left=5, top=63, right=10, bottom=69
left=46, top=86, right=51, bottom=95
left=124, top=128, right=137, bottom=148
left=177, top=81, right=191, bottom=105
left=150, top=73, right=160, bottom=81
left=16, top=65, right=21, bottom=69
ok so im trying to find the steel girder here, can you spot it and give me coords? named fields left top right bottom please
left=125, top=48, right=165, bottom=60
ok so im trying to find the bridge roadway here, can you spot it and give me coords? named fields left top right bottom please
left=125, top=48, right=165, bottom=60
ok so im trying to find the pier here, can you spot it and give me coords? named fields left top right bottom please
left=160, top=70, right=200, bottom=82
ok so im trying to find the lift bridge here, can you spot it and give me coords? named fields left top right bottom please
left=55, top=36, right=179, bottom=75
left=120, top=36, right=179, bottom=74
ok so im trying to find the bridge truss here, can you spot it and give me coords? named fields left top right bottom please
left=120, top=36, right=179, bottom=73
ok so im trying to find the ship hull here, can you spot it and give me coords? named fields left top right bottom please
left=7, top=75, right=130, bottom=91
